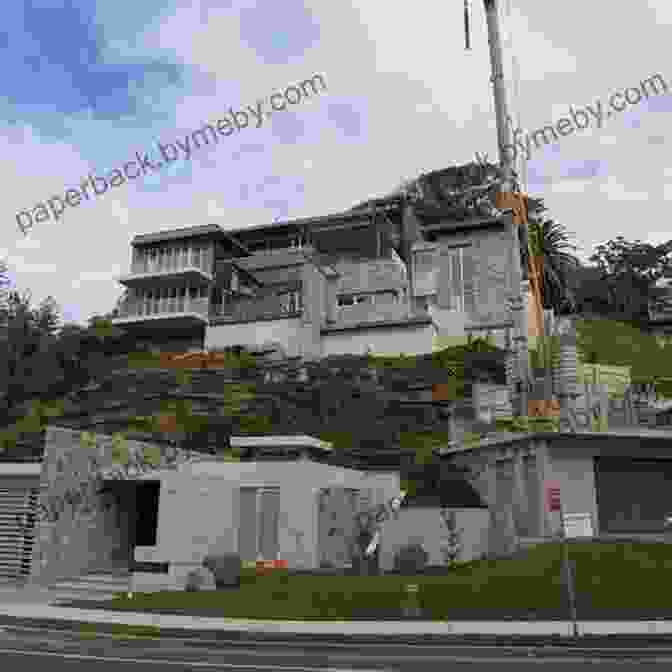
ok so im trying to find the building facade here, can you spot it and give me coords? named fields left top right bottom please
left=111, top=187, right=534, bottom=359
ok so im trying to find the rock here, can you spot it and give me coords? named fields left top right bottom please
left=185, top=567, right=216, bottom=592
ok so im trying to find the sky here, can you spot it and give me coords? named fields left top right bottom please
left=1, top=0, right=671, bottom=326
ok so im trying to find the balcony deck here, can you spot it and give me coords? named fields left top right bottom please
left=210, top=299, right=302, bottom=324
left=118, top=262, right=213, bottom=288
left=113, top=297, right=209, bottom=328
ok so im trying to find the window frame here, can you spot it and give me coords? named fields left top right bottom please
left=238, top=486, right=281, bottom=561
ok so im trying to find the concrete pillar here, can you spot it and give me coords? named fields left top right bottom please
left=557, top=318, right=578, bottom=432
left=323, top=267, right=339, bottom=324
left=299, top=249, right=322, bottom=359
left=534, top=439, right=554, bottom=538
left=512, top=448, right=528, bottom=537
left=484, top=459, right=500, bottom=555
left=401, top=205, right=423, bottom=299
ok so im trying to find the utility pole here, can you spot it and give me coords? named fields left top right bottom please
left=482, top=0, right=529, bottom=417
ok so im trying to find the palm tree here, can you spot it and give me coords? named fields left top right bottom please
left=521, top=213, right=580, bottom=314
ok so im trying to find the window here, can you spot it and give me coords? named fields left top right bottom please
left=238, top=487, right=280, bottom=561
left=439, top=247, right=466, bottom=311
left=338, top=294, right=371, bottom=307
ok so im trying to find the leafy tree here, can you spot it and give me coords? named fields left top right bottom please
left=588, top=237, right=672, bottom=324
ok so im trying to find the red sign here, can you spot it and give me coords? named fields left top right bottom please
left=546, top=481, right=562, bottom=512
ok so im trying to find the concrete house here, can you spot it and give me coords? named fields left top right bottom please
left=25, top=426, right=402, bottom=591
left=445, top=428, right=672, bottom=556
left=111, top=163, right=538, bottom=359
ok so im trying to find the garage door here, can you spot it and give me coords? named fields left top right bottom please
left=595, top=458, right=672, bottom=533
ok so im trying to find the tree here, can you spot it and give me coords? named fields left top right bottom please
left=588, top=237, right=672, bottom=324
left=520, top=210, right=581, bottom=314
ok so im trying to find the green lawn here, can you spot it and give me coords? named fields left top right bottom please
left=80, top=541, right=672, bottom=621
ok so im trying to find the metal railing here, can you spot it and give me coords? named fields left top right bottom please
left=211, top=293, right=302, bottom=322
left=129, top=253, right=212, bottom=276
left=116, top=296, right=209, bottom=319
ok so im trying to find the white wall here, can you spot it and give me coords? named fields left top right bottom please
left=380, top=508, right=490, bottom=570
left=152, top=471, right=238, bottom=589
left=428, top=304, right=467, bottom=339
left=205, top=317, right=303, bottom=356
left=547, top=450, right=599, bottom=535
left=138, top=461, right=401, bottom=590
left=322, top=323, right=434, bottom=357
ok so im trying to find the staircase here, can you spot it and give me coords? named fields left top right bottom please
left=0, top=487, right=38, bottom=581
left=49, top=571, right=131, bottom=603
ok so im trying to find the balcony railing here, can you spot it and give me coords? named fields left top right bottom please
left=115, top=296, right=209, bottom=320
left=129, top=253, right=212, bottom=276
left=211, top=293, right=302, bottom=323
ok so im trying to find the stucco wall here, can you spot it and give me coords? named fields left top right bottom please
left=432, top=226, right=512, bottom=328
left=379, top=507, right=490, bottom=571
left=547, top=448, right=599, bottom=535
left=334, top=257, right=409, bottom=295
left=204, top=317, right=303, bottom=356
left=133, top=461, right=400, bottom=590
left=322, top=323, right=434, bottom=357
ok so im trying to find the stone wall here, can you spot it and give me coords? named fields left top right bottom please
left=30, top=426, right=182, bottom=585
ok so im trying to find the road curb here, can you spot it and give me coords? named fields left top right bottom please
left=4, top=613, right=672, bottom=651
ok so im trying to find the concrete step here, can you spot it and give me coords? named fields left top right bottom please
left=50, top=573, right=131, bottom=599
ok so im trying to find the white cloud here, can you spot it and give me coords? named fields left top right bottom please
left=2, top=0, right=671, bottom=326
left=599, top=177, right=650, bottom=201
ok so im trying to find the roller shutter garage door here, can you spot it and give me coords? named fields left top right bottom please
left=595, top=458, right=672, bottom=533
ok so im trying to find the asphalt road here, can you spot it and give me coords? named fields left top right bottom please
left=2, top=624, right=672, bottom=669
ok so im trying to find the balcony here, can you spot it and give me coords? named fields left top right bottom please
left=113, top=296, right=209, bottom=328
left=119, top=256, right=213, bottom=289
left=210, top=292, right=302, bottom=324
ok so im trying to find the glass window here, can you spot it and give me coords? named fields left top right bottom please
left=338, top=295, right=354, bottom=307
left=440, top=248, right=465, bottom=312
left=238, top=488, right=280, bottom=562
left=193, top=246, right=201, bottom=269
